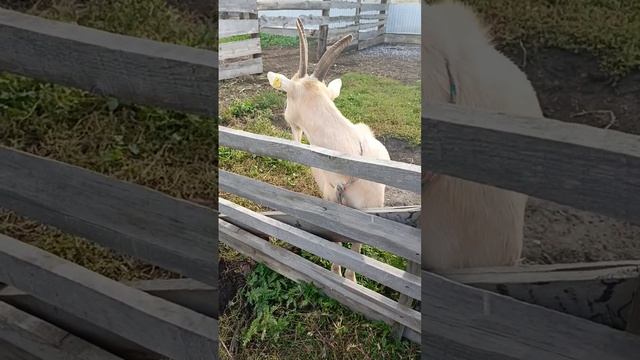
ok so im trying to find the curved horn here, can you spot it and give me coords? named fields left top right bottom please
left=312, top=34, right=353, bottom=81
left=296, top=18, right=308, bottom=77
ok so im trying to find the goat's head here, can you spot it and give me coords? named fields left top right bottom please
left=267, top=18, right=352, bottom=114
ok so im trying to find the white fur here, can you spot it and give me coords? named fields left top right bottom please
left=268, top=71, right=390, bottom=283
left=422, top=0, right=543, bottom=270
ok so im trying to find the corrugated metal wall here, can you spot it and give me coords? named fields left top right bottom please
left=387, top=3, right=420, bottom=34
left=258, top=2, right=421, bottom=34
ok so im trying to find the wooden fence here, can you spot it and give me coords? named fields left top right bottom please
left=0, top=7, right=218, bottom=360
left=257, top=0, right=389, bottom=53
left=219, top=0, right=264, bottom=80
left=218, top=126, right=422, bottom=343
left=422, top=101, right=640, bottom=359
left=218, top=0, right=393, bottom=80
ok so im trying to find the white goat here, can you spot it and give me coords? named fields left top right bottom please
left=267, top=18, right=391, bottom=283
left=422, top=0, right=543, bottom=270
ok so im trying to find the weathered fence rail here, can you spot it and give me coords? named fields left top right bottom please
left=0, top=8, right=217, bottom=117
left=219, top=125, right=422, bottom=342
left=422, top=100, right=640, bottom=358
left=219, top=0, right=263, bottom=79
left=0, top=7, right=218, bottom=360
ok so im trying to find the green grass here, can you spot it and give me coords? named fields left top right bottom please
left=0, top=0, right=216, bottom=281
left=220, top=264, right=419, bottom=360
left=219, top=72, right=420, bottom=358
left=335, top=73, right=421, bottom=145
left=219, top=33, right=300, bottom=49
left=259, top=33, right=300, bottom=48
left=438, top=0, right=640, bottom=76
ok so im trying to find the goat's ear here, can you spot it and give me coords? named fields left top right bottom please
left=267, top=72, right=292, bottom=92
left=327, top=78, right=342, bottom=100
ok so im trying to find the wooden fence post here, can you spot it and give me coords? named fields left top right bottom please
left=355, top=0, right=362, bottom=44
left=379, top=0, right=388, bottom=34
left=317, top=0, right=331, bottom=61
left=316, top=24, right=329, bottom=60
left=391, top=260, right=421, bottom=340
left=627, top=279, right=640, bottom=335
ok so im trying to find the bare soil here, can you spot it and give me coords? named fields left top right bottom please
left=499, top=45, right=640, bottom=264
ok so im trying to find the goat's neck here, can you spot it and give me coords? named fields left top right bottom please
left=295, top=98, right=362, bottom=154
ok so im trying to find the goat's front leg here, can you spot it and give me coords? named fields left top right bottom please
left=344, top=242, right=362, bottom=283
left=291, top=125, right=303, bottom=143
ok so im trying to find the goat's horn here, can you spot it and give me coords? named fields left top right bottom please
left=312, top=34, right=353, bottom=81
left=296, top=18, right=308, bottom=77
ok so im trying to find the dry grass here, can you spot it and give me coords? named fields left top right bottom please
left=0, top=0, right=215, bottom=281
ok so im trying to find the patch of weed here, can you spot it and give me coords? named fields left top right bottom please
left=260, top=33, right=299, bottom=48
left=220, top=264, right=419, bottom=359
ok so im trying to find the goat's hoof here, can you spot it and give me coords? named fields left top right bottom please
left=344, top=270, right=357, bottom=283
left=331, top=264, right=342, bottom=276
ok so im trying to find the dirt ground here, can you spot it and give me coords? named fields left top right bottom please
left=499, top=45, right=640, bottom=264
left=221, top=43, right=640, bottom=272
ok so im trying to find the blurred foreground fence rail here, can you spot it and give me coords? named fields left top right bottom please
left=0, top=6, right=218, bottom=360
left=421, top=101, right=640, bottom=359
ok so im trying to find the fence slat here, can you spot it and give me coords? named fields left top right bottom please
left=220, top=0, right=257, bottom=13
left=0, top=301, right=122, bottom=360
left=219, top=37, right=261, bottom=60
left=220, top=220, right=421, bottom=333
left=220, top=198, right=421, bottom=299
left=220, top=19, right=259, bottom=37
left=220, top=57, right=264, bottom=80
left=627, top=281, right=640, bottom=335
left=0, top=147, right=218, bottom=287
left=220, top=206, right=420, bottom=246
left=442, top=261, right=640, bottom=330
left=0, top=8, right=217, bottom=117
left=0, top=234, right=218, bottom=360
left=361, top=3, right=387, bottom=11
left=0, top=279, right=217, bottom=358
left=257, top=1, right=332, bottom=10
left=219, top=170, right=421, bottom=262
left=2, top=278, right=217, bottom=320
left=228, top=205, right=419, bottom=233
left=423, top=102, right=640, bottom=225
left=259, top=15, right=328, bottom=27
left=219, top=126, right=421, bottom=193
left=422, top=269, right=640, bottom=360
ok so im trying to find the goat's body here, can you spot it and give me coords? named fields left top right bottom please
left=422, top=1, right=543, bottom=270
left=269, top=19, right=391, bottom=283
left=310, top=122, right=390, bottom=210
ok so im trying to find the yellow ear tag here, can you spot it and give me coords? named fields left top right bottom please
left=273, top=75, right=281, bottom=89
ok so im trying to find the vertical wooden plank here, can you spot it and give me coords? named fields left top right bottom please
left=391, top=260, right=421, bottom=340
left=319, top=0, right=331, bottom=61
left=316, top=24, right=329, bottom=60
left=378, top=0, right=388, bottom=35
left=248, top=0, right=263, bottom=67
left=355, top=0, right=362, bottom=42
left=627, top=278, right=640, bottom=335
